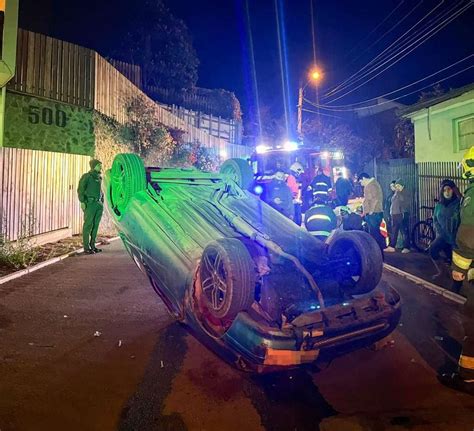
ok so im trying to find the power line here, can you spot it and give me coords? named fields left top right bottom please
left=323, top=1, right=472, bottom=104
left=345, top=1, right=423, bottom=69
left=325, top=0, right=465, bottom=100
left=305, top=64, right=474, bottom=112
left=343, top=0, right=406, bottom=61
left=302, top=108, right=343, bottom=119
left=324, top=0, right=445, bottom=98
left=323, top=0, right=451, bottom=99
left=312, top=53, right=473, bottom=108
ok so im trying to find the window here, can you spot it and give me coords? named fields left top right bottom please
left=455, top=115, right=474, bottom=152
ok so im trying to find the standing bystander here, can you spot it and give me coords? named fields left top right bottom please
left=386, top=179, right=411, bottom=253
left=429, top=179, right=461, bottom=263
left=358, top=172, right=385, bottom=252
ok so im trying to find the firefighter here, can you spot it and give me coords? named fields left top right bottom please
left=77, top=159, right=104, bottom=254
left=439, top=146, right=474, bottom=395
left=309, top=168, right=332, bottom=203
left=304, top=193, right=337, bottom=241
left=289, top=162, right=305, bottom=225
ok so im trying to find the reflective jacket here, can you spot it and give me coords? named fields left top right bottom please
left=304, top=204, right=337, bottom=239
left=452, top=183, right=474, bottom=274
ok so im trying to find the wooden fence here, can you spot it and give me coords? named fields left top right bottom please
left=0, top=147, right=89, bottom=242
left=164, top=104, right=243, bottom=145
left=93, top=54, right=239, bottom=152
left=9, top=29, right=94, bottom=108
left=8, top=29, right=249, bottom=157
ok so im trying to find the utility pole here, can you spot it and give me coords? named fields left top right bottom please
left=297, top=69, right=322, bottom=141
left=297, top=79, right=303, bottom=140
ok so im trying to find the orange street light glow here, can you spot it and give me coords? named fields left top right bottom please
left=309, top=68, right=323, bottom=83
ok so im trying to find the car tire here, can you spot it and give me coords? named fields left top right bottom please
left=199, top=238, right=256, bottom=320
left=110, top=153, right=146, bottom=217
left=327, top=230, right=383, bottom=295
left=220, top=158, right=254, bottom=190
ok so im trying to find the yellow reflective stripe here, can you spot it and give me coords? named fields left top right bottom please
left=452, top=251, right=472, bottom=270
left=310, top=231, right=330, bottom=237
left=307, top=214, right=332, bottom=223
left=459, top=355, right=474, bottom=370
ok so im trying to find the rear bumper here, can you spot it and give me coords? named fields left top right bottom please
left=223, top=286, right=401, bottom=372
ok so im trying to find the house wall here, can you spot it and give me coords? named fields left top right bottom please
left=409, top=90, right=474, bottom=163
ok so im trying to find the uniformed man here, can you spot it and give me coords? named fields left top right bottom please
left=77, top=159, right=104, bottom=254
left=304, top=194, right=337, bottom=241
left=309, top=167, right=332, bottom=202
left=439, top=146, right=474, bottom=395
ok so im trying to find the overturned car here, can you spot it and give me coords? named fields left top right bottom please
left=104, top=154, right=401, bottom=372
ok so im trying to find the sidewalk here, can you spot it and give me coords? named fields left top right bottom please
left=384, top=250, right=462, bottom=294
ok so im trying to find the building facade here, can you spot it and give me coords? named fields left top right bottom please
left=403, top=84, right=474, bottom=163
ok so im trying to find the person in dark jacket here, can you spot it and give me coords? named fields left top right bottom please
left=77, top=159, right=103, bottom=254
left=429, top=179, right=461, bottom=263
left=264, top=170, right=295, bottom=220
left=334, top=172, right=352, bottom=206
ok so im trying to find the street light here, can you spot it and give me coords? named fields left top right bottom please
left=297, top=66, right=324, bottom=138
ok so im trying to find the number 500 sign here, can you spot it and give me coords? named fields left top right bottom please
left=28, top=106, right=68, bottom=128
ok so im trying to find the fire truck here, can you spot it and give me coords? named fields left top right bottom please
left=220, top=142, right=349, bottom=207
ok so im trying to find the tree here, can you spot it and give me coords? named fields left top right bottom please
left=393, top=118, right=414, bottom=158
left=116, top=0, right=199, bottom=90
left=302, top=116, right=386, bottom=173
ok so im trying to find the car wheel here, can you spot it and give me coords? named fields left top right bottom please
left=327, top=230, right=383, bottom=295
left=199, top=238, right=256, bottom=320
left=110, top=153, right=146, bottom=217
left=220, top=158, right=254, bottom=190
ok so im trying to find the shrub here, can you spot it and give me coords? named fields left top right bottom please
left=0, top=216, right=39, bottom=270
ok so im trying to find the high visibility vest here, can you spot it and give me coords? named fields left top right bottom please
left=380, top=218, right=390, bottom=246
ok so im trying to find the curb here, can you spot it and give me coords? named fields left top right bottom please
left=0, top=237, right=121, bottom=286
left=383, top=263, right=466, bottom=305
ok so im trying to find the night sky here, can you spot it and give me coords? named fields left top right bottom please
left=20, top=0, right=474, bottom=121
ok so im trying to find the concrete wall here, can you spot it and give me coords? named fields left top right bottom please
left=407, top=89, right=474, bottom=163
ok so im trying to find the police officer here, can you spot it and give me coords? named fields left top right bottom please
left=439, top=146, right=474, bottom=395
left=77, top=159, right=104, bottom=254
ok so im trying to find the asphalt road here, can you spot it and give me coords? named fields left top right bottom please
left=1, top=240, right=474, bottom=431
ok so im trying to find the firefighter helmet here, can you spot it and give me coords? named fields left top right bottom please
left=290, top=162, right=304, bottom=175
left=460, top=146, right=474, bottom=179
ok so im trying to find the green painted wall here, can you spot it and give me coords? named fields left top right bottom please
left=409, top=90, right=474, bottom=163
left=3, top=91, right=94, bottom=155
